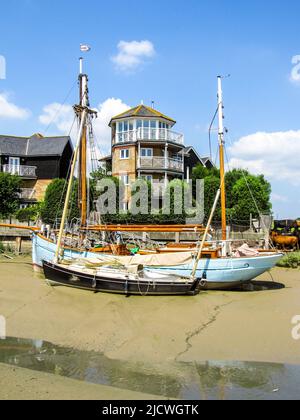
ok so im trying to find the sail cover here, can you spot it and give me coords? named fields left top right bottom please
left=80, top=252, right=194, bottom=268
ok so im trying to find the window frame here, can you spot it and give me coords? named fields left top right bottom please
left=120, top=149, right=130, bottom=160
left=141, top=148, right=153, bottom=158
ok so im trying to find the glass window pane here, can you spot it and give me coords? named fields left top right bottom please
left=151, top=120, right=156, bottom=129
left=144, top=120, right=150, bottom=128
left=137, top=120, right=143, bottom=129
left=124, top=121, right=128, bottom=132
left=129, top=121, right=134, bottom=131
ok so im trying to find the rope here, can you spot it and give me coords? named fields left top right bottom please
left=208, top=106, right=219, bottom=161
left=54, top=115, right=78, bottom=229
left=44, top=80, right=77, bottom=135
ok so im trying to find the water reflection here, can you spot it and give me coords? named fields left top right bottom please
left=0, top=338, right=299, bottom=400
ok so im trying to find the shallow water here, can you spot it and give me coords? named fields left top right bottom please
left=0, top=338, right=300, bottom=400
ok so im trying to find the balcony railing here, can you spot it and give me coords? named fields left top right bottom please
left=19, top=188, right=36, bottom=200
left=2, top=165, right=37, bottom=178
left=115, top=128, right=184, bottom=145
left=138, top=157, right=184, bottom=172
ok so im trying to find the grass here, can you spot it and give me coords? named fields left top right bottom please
left=0, top=241, right=14, bottom=255
left=277, top=252, right=300, bottom=269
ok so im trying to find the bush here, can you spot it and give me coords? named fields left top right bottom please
left=15, top=205, right=41, bottom=222
left=41, top=179, right=79, bottom=225
left=277, top=252, right=300, bottom=269
left=0, top=173, right=21, bottom=218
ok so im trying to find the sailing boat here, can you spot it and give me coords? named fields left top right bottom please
left=40, top=62, right=283, bottom=294
left=39, top=57, right=203, bottom=296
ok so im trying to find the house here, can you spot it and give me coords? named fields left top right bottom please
left=100, top=104, right=214, bottom=209
left=183, top=146, right=214, bottom=180
left=0, top=134, right=73, bottom=207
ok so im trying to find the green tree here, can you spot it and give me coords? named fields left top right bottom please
left=192, top=164, right=272, bottom=224
left=203, top=175, right=221, bottom=222
left=41, top=179, right=79, bottom=225
left=0, top=173, right=21, bottom=218
left=231, top=175, right=272, bottom=222
left=225, top=169, right=250, bottom=209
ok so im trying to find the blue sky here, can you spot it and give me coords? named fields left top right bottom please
left=0, top=0, right=300, bottom=218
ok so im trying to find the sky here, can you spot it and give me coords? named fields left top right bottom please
left=0, top=0, right=300, bottom=219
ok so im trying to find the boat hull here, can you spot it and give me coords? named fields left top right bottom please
left=33, top=233, right=283, bottom=291
left=148, top=252, right=283, bottom=290
left=42, top=261, right=201, bottom=296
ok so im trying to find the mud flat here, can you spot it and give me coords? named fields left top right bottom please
left=0, top=256, right=300, bottom=399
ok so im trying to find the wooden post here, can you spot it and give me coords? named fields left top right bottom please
left=15, top=236, right=22, bottom=255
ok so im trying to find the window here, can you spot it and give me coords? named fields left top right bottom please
left=159, top=122, right=170, bottom=129
left=9, top=157, right=20, bottom=175
left=141, top=175, right=153, bottom=183
left=141, top=148, right=153, bottom=157
left=120, top=149, right=130, bottom=159
left=172, top=154, right=183, bottom=161
left=120, top=175, right=129, bottom=186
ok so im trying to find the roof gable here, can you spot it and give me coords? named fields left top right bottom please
left=184, top=146, right=214, bottom=167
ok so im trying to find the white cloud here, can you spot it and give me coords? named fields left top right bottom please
left=0, top=93, right=31, bottom=120
left=228, top=130, right=300, bottom=185
left=39, top=103, right=74, bottom=133
left=92, top=98, right=130, bottom=153
left=112, top=40, right=156, bottom=72
left=39, top=98, right=130, bottom=155
left=271, top=193, right=288, bottom=203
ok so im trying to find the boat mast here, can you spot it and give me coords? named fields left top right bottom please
left=54, top=109, right=88, bottom=263
left=218, top=76, right=227, bottom=241
left=78, top=57, right=88, bottom=227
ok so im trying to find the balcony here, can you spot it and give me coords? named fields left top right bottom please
left=138, top=157, right=184, bottom=172
left=115, top=128, right=184, bottom=146
left=19, top=188, right=36, bottom=200
left=2, top=165, right=37, bottom=178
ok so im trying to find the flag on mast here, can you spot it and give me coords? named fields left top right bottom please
left=80, top=44, right=91, bottom=52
